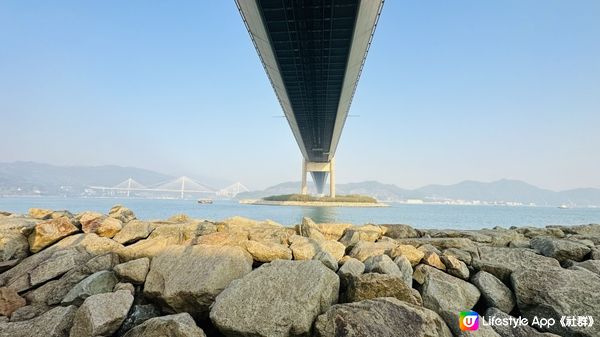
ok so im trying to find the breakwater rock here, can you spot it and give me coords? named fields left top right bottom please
left=0, top=206, right=599, bottom=336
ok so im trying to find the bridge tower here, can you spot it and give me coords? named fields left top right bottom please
left=301, top=158, right=335, bottom=197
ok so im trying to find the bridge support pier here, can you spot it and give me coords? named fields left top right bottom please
left=300, top=158, right=336, bottom=197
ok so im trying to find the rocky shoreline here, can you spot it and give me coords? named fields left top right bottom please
left=1, top=206, right=599, bottom=337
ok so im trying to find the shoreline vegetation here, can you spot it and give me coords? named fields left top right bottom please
left=240, top=193, right=389, bottom=208
left=0, top=205, right=599, bottom=336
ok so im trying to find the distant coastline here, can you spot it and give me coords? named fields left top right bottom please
left=239, top=199, right=389, bottom=208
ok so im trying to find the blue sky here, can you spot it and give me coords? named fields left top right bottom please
left=1, top=1, right=599, bottom=190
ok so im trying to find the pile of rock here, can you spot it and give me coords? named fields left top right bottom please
left=1, top=207, right=599, bottom=336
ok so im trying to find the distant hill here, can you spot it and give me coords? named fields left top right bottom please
left=0, top=161, right=173, bottom=196
left=238, top=179, right=600, bottom=207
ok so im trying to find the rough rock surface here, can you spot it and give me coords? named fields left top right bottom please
left=144, top=245, right=252, bottom=318
left=28, top=217, right=79, bottom=253
left=122, top=313, right=206, bottom=337
left=380, top=224, right=420, bottom=239
left=210, top=260, right=339, bottom=337
left=0, top=232, right=29, bottom=262
left=113, top=257, right=150, bottom=284
left=511, top=267, right=600, bottom=336
left=245, top=240, right=292, bottom=262
left=69, top=290, right=134, bottom=337
left=393, top=255, right=413, bottom=288
left=471, top=271, right=515, bottom=313
left=108, top=205, right=136, bottom=223
left=345, top=273, right=419, bottom=304
left=364, top=254, right=401, bottom=276
left=61, top=270, right=118, bottom=305
left=473, top=246, right=560, bottom=282
left=82, top=216, right=122, bottom=238
left=314, top=297, right=452, bottom=337
left=337, top=257, right=364, bottom=288
left=348, top=240, right=396, bottom=262
left=112, top=220, right=155, bottom=245
left=0, top=287, right=26, bottom=317
left=389, top=244, right=424, bottom=266
left=313, top=251, right=338, bottom=271
left=419, top=265, right=480, bottom=313
left=441, top=254, right=469, bottom=279
left=0, top=305, right=77, bottom=337
left=530, top=236, right=591, bottom=262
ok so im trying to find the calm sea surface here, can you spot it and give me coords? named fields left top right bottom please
left=1, top=197, right=599, bottom=230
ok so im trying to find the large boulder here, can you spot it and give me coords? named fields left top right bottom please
left=144, top=245, right=252, bottom=319
left=28, top=248, right=91, bottom=288
left=288, top=235, right=345, bottom=261
left=389, top=244, right=424, bottom=266
left=82, top=216, right=122, bottom=238
left=25, top=252, right=120, bottom=306
left=28, top=217, right=79, bottom=253
left=108, top=205, right=136, bottom=223
left=0, top=232, right=29, bottom=261
left=69, top=290, right=134, bottom=337
left=316, top=223, right=353, bottom=241
left=473, top=246, right=560, bottom=282
left=380, top=224, right=420, bottom=239
left=297, top=217, right=325, bottom=240
left=244, top=240, right=292, bottom=262
left=61, top=270, right=118, bottom=305
left=112, top=221, right=155, bottom=245
left=28, top=208, right=54, bottom=220
left=210, top=260, right=339, bottom=337
left=471, top=271, right=515, bottom=313
left=339, top=225, right=383, bottom=246
left=530, top=236, right=591, bottom=262
left=314, top=297, right=452, bottom=337
left=0, top=305, right=77, bottom=337
left=364, top=254, right=402, bottom=276
left=113, top=257, right=150, bottom=284
left=345, top=273, right=419, bottom=305
left=511, top=267, right=600, bottom=336
left=122, top=313, right=206, bottom=337
left=0, top=287, right=26, bottom=317
left=348, top=240, right=397, bottom=262
left=337, top=257, right=365, bottom=288
left=419, top=265, right=480, bottom=313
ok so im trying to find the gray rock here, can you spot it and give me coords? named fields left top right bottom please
left=393, top=255, right=413, bottom=288
left=0, top=305, right=77, bottom=337
left=26, top=252, right=120, bottom=305
left=9, top=303, right=51, bottom=322
left=29, top=248, right=90, bottom=287
left=569, top=259, right=600, bottom=276
left=113, top=257, right=149, bottom=284
left=511, top=267, right=600, bottom=336
left=109, top=205, right=136, bottom=223
left=297, top=217, right=325, bottom=240
left=314, top=297, right=453, bottom=337
left=144, top=245, right=252, bottom=319
left=122, top=313, right=206, bottom=337
left=484, top=307, right=561, bottom=337
left=313, top=251, right=338, bottom=271
left=442, top=248, right=472, bottom=265
left=116, top=304, right=162, bottom=337
left=0, top=232, right=29, bottom=262
left=69, top=290, right=134, bottom=337
left=112, top=220, right=155, bottom=245
left=364, top=254, right=401, bottom=276
left=380, top=224, right=420, bottom=239
left=530, top=237, right=591, bottom=262
left=419, top=265, right=480, bottom=313
left=113, top=282, right=135, bottom=295
left=337, top=257, right=364, bottom=288
left=345, top=273, right=419, bottom=305
left=473, top=246, right=560, bottom=282
left=61, top=270, right=118, bottom=305
left=210, top=260, right=339, bottom=337
left=471, top=271, right=515, bottom=313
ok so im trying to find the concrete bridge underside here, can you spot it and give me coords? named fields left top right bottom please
left=236, top=0, right=383, bottom=196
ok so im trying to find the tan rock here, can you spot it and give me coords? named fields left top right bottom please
left=0, top=287, right=26, bottom=317
left=28, top=208, right=54, bottom=220
left=0, top=232, right=29, bottom=261
left=193, top=231, right=248, bottom=246
left=113, top=257, right=150, bottom=284
left=78, top=212, right=104, bottom=229
left=289, top=236, right=345, bottom=261
left=297, top=217, right=325, bottom=240
left=422, top=251, right=446, bottom=270
left=113, top=220, right=156, bottom=245
left=244, top=240, right=292, bottom=262
left=389, top=244, right=425, bottom=266
left=316, top=223, right=353, bottom=241
left=28, top=217, right=79, bottom=253
left=82, top=216, right=122, bottom=238
left=348, top=241, right=397, bottom=262
left=108, top=204, right=136, bottom=223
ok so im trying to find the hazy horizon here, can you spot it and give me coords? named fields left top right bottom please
left=2, top=1, right=599, bottom=191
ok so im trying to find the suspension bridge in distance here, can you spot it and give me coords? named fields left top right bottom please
left=87, top=177, right=249, bottom=199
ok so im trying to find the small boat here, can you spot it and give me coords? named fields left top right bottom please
left=197, top=199, right=213, bottom=204
left=558, top=204, right=569, bottom=209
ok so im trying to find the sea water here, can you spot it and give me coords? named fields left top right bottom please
left=1, top=197, right=599, bottom=229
